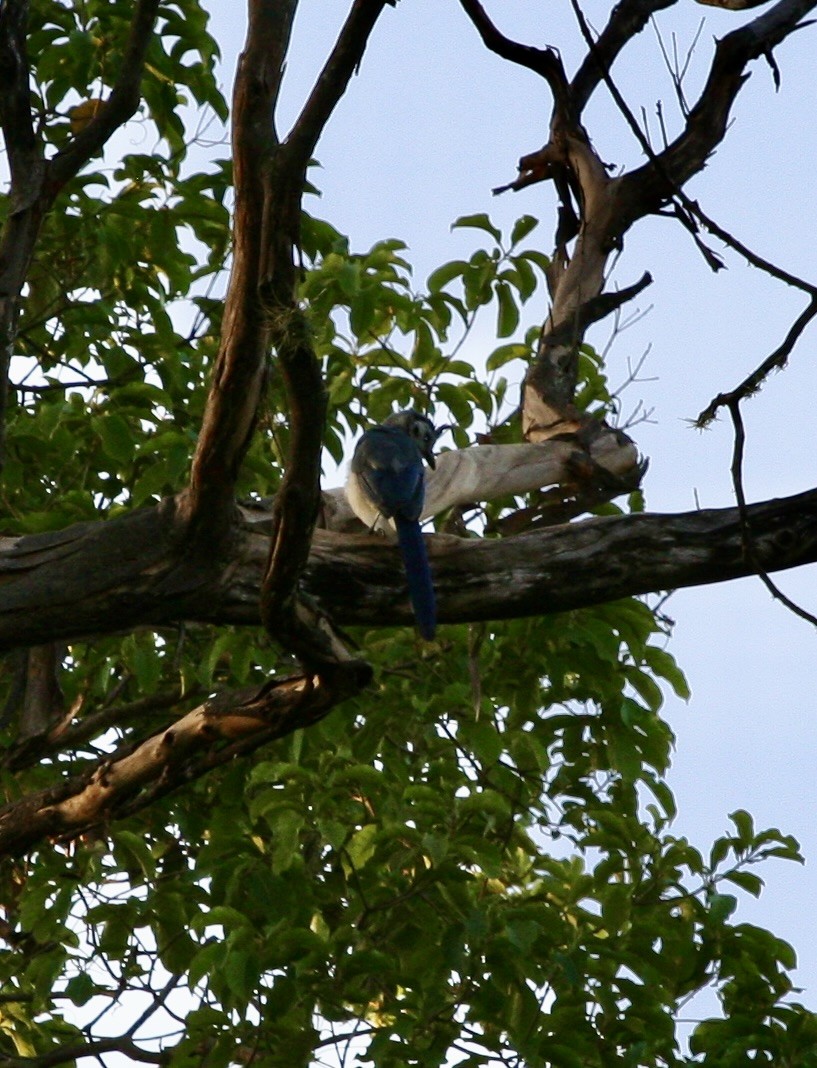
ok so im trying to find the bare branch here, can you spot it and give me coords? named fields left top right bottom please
left=629, top=0, right=817, bottom=199
left=567, top=0, right=817, bottom=426
left=726, top=398, right=817, bottom=626
left=571, top=0, right=680, bottom=114
left=697, top=295, right=817, bottom=424
left=285, top=0, right=397, bottom=170
left=457, top=0, right=568, bottom=104
left=683, top=197, right=817, bottom=295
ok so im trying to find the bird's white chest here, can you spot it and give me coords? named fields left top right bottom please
left=345, top=471, right=396, bottom=536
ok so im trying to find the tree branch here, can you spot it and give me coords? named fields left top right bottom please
left=0, top=0, right=40, bottom=198
left=457, top=0, right=568, bottom=104
left=47, top=0, right=162, bottom=190
left=726, top=398, right=817, bottom=627
left=0, top=669, right=367, bottom=860
left=697, top=295, right=817, bottom=425
left=625, top=0, right=817, bottom=203
left=261, top=1, right=396, bottom=663
left=285, top=0, right=396, bottom=170
left=2, top=1038, right=161, bottom=1067
left=570, top=0, right=680, bottom=114
left=0, top=476, right=815, bottom=649
left=185, top=3, right=391, bottom=674
left=185, top=1, right=296, bottom=531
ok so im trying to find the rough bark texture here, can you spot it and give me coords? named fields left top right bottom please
left=0, top=484, right=815, bottom=649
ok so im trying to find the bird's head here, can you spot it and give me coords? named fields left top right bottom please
left=383, top=409, right=448, bottom=468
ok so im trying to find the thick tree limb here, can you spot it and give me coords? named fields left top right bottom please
left=0, top=481, right=815, bottom=650
left=0, top=0, right=40, bottom=196
left=185, top=1, right=392, bottom=674
left=3, top=475, right=816, bottom=858
left=260, top=0, right=394, bottom=662
left=185, top=1, right=296, bottom=532
left=325, top=431, right=641, bottom=530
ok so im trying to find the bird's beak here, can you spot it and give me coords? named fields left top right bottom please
left=425, top=422, right=453, bottom=468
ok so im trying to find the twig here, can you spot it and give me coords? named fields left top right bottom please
left=727, top=397, right=817, bottom=627
left=697, top=295, right=817, bottom=424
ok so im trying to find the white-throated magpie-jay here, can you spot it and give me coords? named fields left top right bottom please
left=346, top=410, right=441, bottom=640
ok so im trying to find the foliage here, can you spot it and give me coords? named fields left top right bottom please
left=0, top=3, right=815, bottom=1067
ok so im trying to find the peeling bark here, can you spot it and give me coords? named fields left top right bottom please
left=0, top=669, right=370, bottom=860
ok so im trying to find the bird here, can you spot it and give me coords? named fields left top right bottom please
left=346, top=410, right=442, bottom=640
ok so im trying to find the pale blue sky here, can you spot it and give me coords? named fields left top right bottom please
left=207, top=0, right=817, bottom=1024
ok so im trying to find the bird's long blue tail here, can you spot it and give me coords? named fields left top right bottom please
left=394, top=516, right=436, bottom=640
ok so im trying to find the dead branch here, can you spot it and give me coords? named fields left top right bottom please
left=624, top=0, right=817, bottom=202
left=0, top=667, right=370, bottom=860
left=571, top=0, right=680, bottom=114
left=697, top=295, right=817, bottom=424
left=457, top=0, right=569, bottom=104
left=726, top=398, right=817, bottom=626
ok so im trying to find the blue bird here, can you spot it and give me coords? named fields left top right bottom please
left=346, top=410, right=442, bottom=640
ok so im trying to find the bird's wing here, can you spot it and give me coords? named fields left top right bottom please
left=352, top=427, right=425, bottom=521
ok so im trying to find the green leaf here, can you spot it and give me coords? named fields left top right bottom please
left=65, top=972, right=96, bottom=1007
left=343, top=824, right=379, bottom=872
left=486, top=341, right=529, bottom=371
left=509, top=214, right=539, bottom=246
left=601, top=882, right=631, bottom=933
left=723, top=870, right=764, bottom=897
left=495, top=282, right=519, bottom=338
left=427, top=259, right=468, bottom=292
left=452, top=212, right=502, bottom=243
left=730, top=809, right=755, bottom=848
left=436, top=382, right=475, bottom=426
left=643, top=646, right=691, bottom=700
left=708, top=892, right=738, bottom=924
left=96, top=413, right=135, bottom=465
